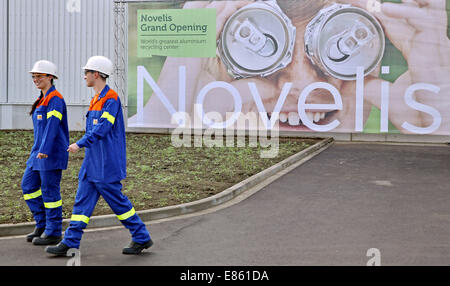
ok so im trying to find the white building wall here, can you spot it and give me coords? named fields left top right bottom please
left=2, top=0, right=116, bottom=130
left=8, top=0, right=115, bottom=105
left=0, top=0, right=7, bottom=103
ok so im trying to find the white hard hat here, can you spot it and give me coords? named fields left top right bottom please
left=29, top=60, right=59, bottom=79
left=83, top=56, right=114, bottom=76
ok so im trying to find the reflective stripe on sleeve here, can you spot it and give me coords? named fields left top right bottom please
left=24, top=189, right=42, bottom=201
left=117, top=208, right=136, bottom=221
left=101, top=112, right=116, bottom=124
left=44, top=200, right=62, bottom=209
left=47, top=110, right=63, bottom=120
left=71, top=214, right=90, bottom=224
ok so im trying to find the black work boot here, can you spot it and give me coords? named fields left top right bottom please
left=45, top=242, right=71, bottom=257
left=32, top=233, right=62, bottom=245
left=122, top=239, right=153, bottom=255
left=26, top=227, right=45, bottom=242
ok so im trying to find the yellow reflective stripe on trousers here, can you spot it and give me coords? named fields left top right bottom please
left=117, top=208, right=136, bottom=221
left=71, top=214, right=90, bottom=224
left=44, top=200, right=62, bottom=209
left=24, top=189, right=42, bottom=201
left=101, top=112, right=115, bottom=124
left=47, top=110, right=63, bottom=120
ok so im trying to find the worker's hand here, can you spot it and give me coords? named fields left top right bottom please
left=36, top=153, right=48, bottom=159
left=67, top=143, right=80, bottom=153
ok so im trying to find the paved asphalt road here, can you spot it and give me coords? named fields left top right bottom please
left=1, top=143, right=449, bottom=266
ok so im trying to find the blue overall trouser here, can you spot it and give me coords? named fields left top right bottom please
left=62, top=175, right=151, bottom=249
left=21, top=166, right=63, bottom=237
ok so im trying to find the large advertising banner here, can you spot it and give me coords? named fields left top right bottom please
left=127, top=0, right=450, bottom=136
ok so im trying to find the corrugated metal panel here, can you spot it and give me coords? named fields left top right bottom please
left=0, top=0, right=7, bottom=103
left=8, top=0, right=115, bottom=105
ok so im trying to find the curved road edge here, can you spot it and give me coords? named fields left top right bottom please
left=0, top=137, right=334, bottom=238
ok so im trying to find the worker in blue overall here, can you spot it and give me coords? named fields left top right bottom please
left=22, top=60, right=69, bottom=245
left=46, top=56, right=152, bottom=256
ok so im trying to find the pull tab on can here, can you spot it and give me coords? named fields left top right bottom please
left=231, top=19, right=277, bottom=57
left=304, top=3, right=385, bottom=80
left=218, top=1, right=296, bottom=79
left=326, top=20, right=375, bottom=63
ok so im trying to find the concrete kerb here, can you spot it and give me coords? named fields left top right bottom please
left=0, top=137, right=334, bottom=237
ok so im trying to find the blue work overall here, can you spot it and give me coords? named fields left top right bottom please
left=21, top=86, right=69, bottom=237
left=62, top=85, right=151, bottom=249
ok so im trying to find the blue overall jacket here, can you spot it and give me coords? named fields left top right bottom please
left=27, top=86, right=69, bottom=171
left=76, top=85, right=127, bottom=183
